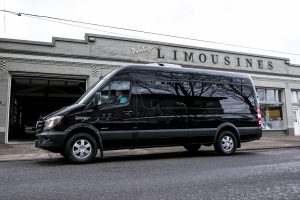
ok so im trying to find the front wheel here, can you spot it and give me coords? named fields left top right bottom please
left=214, top=131, right=237, bottom=155
left=65, top=133, right=98, bottom=163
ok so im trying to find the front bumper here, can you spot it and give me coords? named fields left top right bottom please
left=35, top=130, right=66, bottom=153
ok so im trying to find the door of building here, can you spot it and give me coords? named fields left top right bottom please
left=9, top=75, right=87, bottom=141
left=292, top=109, right=300, bottom=136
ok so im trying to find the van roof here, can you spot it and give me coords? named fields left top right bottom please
left=120, top=63, right=250, bottom=79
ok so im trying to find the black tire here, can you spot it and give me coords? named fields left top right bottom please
left=214, top=131, right=237, bottom=155
left=65, top=133, right=98, bottom=163
left=184, top=144, right=201, bottom=152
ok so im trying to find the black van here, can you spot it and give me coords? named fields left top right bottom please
left=35, top=63, right=262, bottom=163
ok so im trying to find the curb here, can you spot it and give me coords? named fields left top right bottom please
left=238, top=146, right=300, bottom=152
left=0, top=153, right=62, bottom=162
left=0, top=145, right=300, bottom=162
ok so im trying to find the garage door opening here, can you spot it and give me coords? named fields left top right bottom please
left=9, top=76, right=86, bottom=141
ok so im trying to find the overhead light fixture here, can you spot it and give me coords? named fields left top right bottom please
left=88, top=37, right=96, bottom=42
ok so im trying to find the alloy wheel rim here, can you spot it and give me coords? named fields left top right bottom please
left=221, top=136, right=234, bottom=152
left=72, top=139, right=92, bottom=159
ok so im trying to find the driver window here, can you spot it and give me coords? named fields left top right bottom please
left=99, top=81, right=130, bottom=105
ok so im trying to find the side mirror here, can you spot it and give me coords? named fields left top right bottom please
left=93, top=92, right=101, bottom=108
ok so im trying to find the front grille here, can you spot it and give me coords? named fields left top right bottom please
left=36, top=120, right=45, bottom=134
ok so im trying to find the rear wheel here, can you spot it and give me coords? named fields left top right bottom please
left=65, top=133, right=98, bottom=163
left=184, top=144, right=201, bottom=152
left=214, top=131, right=237, bottom=155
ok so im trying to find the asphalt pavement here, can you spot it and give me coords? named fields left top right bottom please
left=0, top=148, right=300, bottom=200
left=0, top=135, right=299, bottom=162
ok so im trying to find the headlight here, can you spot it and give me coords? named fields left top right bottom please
left=44, top=116, right=63, bottom=131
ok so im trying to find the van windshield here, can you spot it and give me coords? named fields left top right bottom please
left=75, top=69, right=118, bottom=104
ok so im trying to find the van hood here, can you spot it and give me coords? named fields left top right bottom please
left=43, top=104, right=86, bottom=120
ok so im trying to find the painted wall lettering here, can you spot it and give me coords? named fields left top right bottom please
left=184, top=52, right=194, bottom=62
left=157, top=48, right=165, bottom=59
left=237, top=57, right=241, bottom=66
left=224, top=56, right=230, bottom=65
left=131, top=46, right=156, bottom=55
left=211, top=54, right=219, bottom=64
left=257, top=60, right=263, bottom=69
left=199, top=53, right=207, bottom=63
left=173, top=50, right=177, bottom=60
left=268, top=61, right=273, bottom=69
left=246, top=59, right=252, bottom=68
left=131, top=46, right=276, bottom=71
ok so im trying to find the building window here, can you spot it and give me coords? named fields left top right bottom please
left=256, top=88, right=284, bottom=130
left=291, top=90, right=300, bottom=104
left=257, top=88, right=282, bottom=103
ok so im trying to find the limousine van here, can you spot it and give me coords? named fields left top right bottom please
left=35, top=63, right=262, bottom=163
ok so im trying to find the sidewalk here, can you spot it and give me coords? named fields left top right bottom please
left=0, top=135, right=299, bottom=162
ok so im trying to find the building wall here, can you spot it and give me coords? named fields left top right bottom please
left=0, top=55, right=124, bottom=143
left=0, top=67, right=9, bottom=143
left=1, top=34, right=300, bottom=143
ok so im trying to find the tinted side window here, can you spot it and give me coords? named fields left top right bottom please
left=220, top=84, right=256, bottom=113
left=134, top=81, right=189, bottom=117
left=190, top=82, right=224, bottom=114
left=190, top=82, right=256, bottom=114
left=99, top=81, right=130, bottom=106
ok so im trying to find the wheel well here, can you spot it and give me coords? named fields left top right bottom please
left=216, top=126, right=241, bottom=148
left=64, top=127, right=100, bottom=149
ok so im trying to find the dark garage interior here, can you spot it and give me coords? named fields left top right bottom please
left=9, top=76, right=86, bottom=141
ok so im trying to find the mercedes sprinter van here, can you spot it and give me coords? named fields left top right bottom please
left=36, top=63, right=262, bottom=163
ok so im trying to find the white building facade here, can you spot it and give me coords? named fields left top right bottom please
left=1, top=34, right=300, bottom=143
